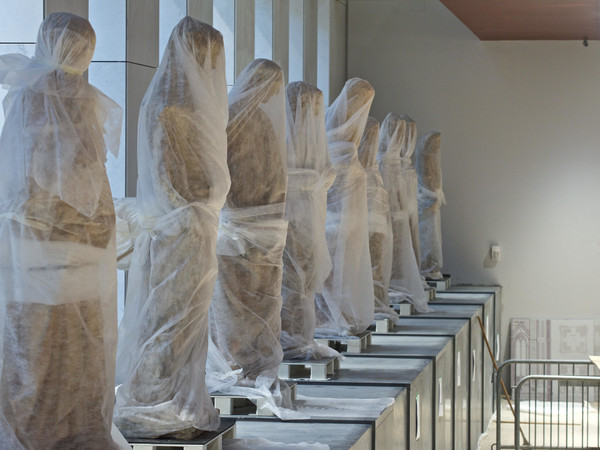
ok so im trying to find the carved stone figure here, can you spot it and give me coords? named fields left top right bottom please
left=415, top=131, right=445, bottom=280
left=113, top=17, right=227, bottom=438
left=315, top=78, right=375, bottom=336
left=0, top=13, right=122, bottom=448
left=208, top=59, right=292, bottom=412
left=281, top=81, right=338, bottom=360
left=378, top=113, right=429, bottom=312
left=357, top=117, right=397, bottom=322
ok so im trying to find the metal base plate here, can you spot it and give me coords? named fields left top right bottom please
left=211, top=384, right=297, bottom=416
left=314, top=330, right=372, bottom=353
left=426, top=286, right=436, bottom=300
left=375, top=318, right=393, bottom=333
left=391, top=302, right=415, bottom=316
left=426, top=274, right=451, bottom=291
left=129, top=419, right=236, bottom=450
left=279, top=356, right=340, bottom=380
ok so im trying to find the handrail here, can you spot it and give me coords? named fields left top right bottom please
left=495, top=359, right=597, bottom=449
left=513, top=375, right=600, bottom=450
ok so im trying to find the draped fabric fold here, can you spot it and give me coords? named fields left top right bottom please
left=280, top=82, right=339, bottom=360
left=0, top=13, right=123, bottom=448
left=207, top=59, right=297, bottom=418
left=378, top=113, right=430, bottom=312
left=357, top=117, right=398, bottom=323
left=315, top=78, right=375, bottom=337
left=113, top=17, right=228, bottom=438
left=416, top=131, right=445, bottom=280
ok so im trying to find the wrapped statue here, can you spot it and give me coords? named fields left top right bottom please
left=415, top=131, right=445, bottom=280
left=280, top=81, right=338, bottom=360
left=315, top=78, right=375, bottom=336
left=114, top=17, right=227, bottom=438
left=378, top=113, right=429, bottom=312
left=0, top=13, right=123, bottom=448
left=357, top=117, right=397, bottom=322
left=399, top=115, right=423, bottom=280
left=208, top=59, right=292, bottom=412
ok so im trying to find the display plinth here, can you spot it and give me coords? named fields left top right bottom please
left=128, top=419, right=236, bottom=450
left=278, top=356, right=340, bottom=380
left=391, top=302, right=415, bottom=316
left=212, top=383, right=297, bottom=416
left=315, top=330, right=372, bottom=353
left=426, top=274, right=451, bottom=291
left=374, top=318, right=393, bottom=332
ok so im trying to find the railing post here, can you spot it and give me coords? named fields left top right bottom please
left=514, top=381, right=521, bottom=450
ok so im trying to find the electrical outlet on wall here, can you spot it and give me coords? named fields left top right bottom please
left=491, top=245, right=501, bottom=262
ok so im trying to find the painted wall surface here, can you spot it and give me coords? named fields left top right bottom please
left=348, top=0, right=600, bottom=357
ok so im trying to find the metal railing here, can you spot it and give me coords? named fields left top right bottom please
left=495, top=359, right=600, bottom=449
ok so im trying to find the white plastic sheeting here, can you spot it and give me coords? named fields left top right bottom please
left=207, top=59, right=294, bottom=416
left=0, top=13, right=123, bottom=449
left=281, top=81, right=339, bottom=360
left=416, top=131, right=445, bottom=280
left=399, top=114, right=424, bottom=285
left=357, top=117, right=398, bottom=322
left=378, top=113, right=429, bottom=313
left=315, top=78, right=375, bottom=337
left=114, top=17, right=227, bottom=438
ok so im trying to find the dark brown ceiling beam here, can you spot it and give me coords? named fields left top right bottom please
left=440, top=0, right=600, bottom=40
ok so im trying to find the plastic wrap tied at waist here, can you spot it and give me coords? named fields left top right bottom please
left=285, top=167, right=334, bottom=282
left=400, top=156, right=413, bottom=168
left=115, top=200, right=219, bottom=268
left=329, top=140, right=359, bottom=163
left=0, top=235, right=108, bottom=306
left=327, top=145, right=367, bottom=204
left=364, top=167, right=391, bottom=236
left=418, top=185, right=446, bottom=211
left=0, top=213, right=50, bottom=231
left=217, top=203, right=288, bottom=258
left=287, top=168, right=335, bottom=194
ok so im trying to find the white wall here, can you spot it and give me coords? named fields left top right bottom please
left=348, top=0, right=600, bottom=357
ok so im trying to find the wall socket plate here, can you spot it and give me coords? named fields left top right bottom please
left=491, top=245, right=501, bottom=262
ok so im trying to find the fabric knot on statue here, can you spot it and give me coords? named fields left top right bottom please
left=31, top=56, right=84, bottom=75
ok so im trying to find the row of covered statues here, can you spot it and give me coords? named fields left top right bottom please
left=0, top=13, right=445, bottom=446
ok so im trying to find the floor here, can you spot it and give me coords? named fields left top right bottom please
left=478, top=398, right=600, bottom=450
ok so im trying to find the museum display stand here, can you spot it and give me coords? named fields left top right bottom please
left=345, top=334, right=455, bottom=450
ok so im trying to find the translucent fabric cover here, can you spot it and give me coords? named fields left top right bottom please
left=378, top=113, right=429, bottom=312
left=314, top=78, right=375, bottom=336
left=415, top=131, right=445, bottom=280
left=0, top=13, right=123, bottom=449
left=399, top=114, right=423, bottom=282
left=280, top=82, right=339, bottom=360
left=114, top=197, right=140, bottom=271
left=207, top=59, right=293, bottom=416
left=357, top=117, right=397, bottom=322
left=114, top=17, right=227, bottom=438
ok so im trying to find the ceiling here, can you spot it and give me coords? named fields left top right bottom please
left=439, top=0, right=600, bottom=41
